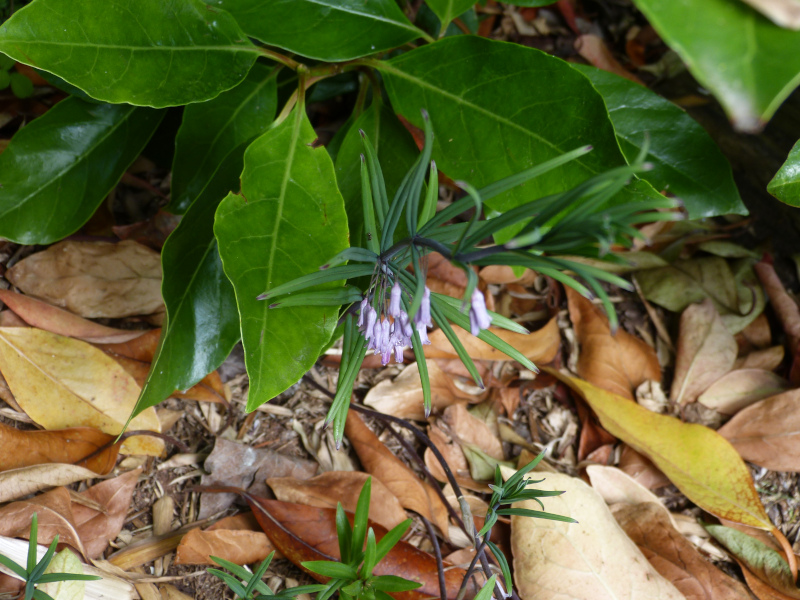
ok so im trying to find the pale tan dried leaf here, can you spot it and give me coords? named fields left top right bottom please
left=586, top=465, right=673, bottom=526
left=507, top=470, right=683, bottom=600
left=267, top=471, right=407, bottom=530
left=152, top=496, right=175, bottom=536
left=174, top=528, right=274, bottom=566
left=442, top=403, right=504, bottom=460
left=478, top=265, right=536, bottom=285
left=0, top=327, right=162, bottom=455
left=0, top=464, right=97, bottom=502
left=735, top=346, right=786, bottom=371
left=6, top=240, right=163, bottom=318
left=425, top=424, right=486, bottom=492
left=754, top=261, right=800, bottom=350
left=739, top=0, right=800, bottom=28
left=159, top=584, right=194, bottom=600
left=671, top=299, right=737, bottom=405
left=363, top=361, right=474, bottom=420
left=698, top=369, right=790, bottom=415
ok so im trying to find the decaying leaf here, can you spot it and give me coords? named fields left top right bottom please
left=736, top=346, right=785, bottom=371
left=0, top=422, right=119, bottom=475
left=585, top=465, right=673, bottom=525
left=718, top=389, right=800, bottom=472
left=566, top=287, right=660, bottom=400
left=613, top=503, right=752, bottom=600
left=345, top=411, right=450, bottom=533
left=507, top=469, right=683, bottom=600
left=6, top=240, right=164, bottom=318
left=671, top=299, right=737, bottom=405
left=175, top=527, right=275, bottom=566
left=40, top=548, right=86, bottom=600
left=267, top=471, right=407, bottom=530
left=0, top=464, right=98, bottom=502
left=425, top=423, right=484, bottom=492
left=363, top=360, right=475, bottom=420
left=697, top=369, right=790, bottom=415
left=617, top=445, right=671, bottom=490
left=0, top=327, right=163, bottom=456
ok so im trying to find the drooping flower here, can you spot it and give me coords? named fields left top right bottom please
left=415, top=286, right=432, bottom=329
left=389, top=281, right=402, bottom=317
left=469, top=288, right=492, bottom=336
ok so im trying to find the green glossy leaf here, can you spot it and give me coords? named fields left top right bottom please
left=335, top=99, right=420, bottom=247
left=215, top=108, right=349, bottom=411
left=571, top=64, right=746, bottom=219
left=170, top=63, right=278, bottom=214
left=0, top=96, right=163, bottom=244
left=206, top=0, right=425, bottom=61
left=631, top=0, right=800, bottom=132
left=0, top=0, right=258, bottom=107
left=131, top=164, right=241, bottom=419
left=425, top=0, right=476, bottom=30
left=378, top=37, right=649, bottom=220
left=768, top=139, right=800, bottom=206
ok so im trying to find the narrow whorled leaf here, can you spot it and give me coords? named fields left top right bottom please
left=269, top=287, right=363, bottom=309
left=0, top=0, right=258, bottom=106
left=631, top=0, right=800, bottom=132
left=0, top=97, right=163, bottom=244
left=768, top=139, right=800, bottom=206
left=572, top=64, right=746, bottom=219
left=169, top=63, right=278, bottom=214
left=206, top=0, right=425, bottom=61
left=215, top=108, right=349, bottom=411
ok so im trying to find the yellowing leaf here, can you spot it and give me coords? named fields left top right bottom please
left=41, top=548, right=86, bottom=600
left=0, top=328, right=162, bottom=455
left=548, top=369, right=774, bottom=531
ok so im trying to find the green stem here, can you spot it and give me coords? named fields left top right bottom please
left=255, top=46, right=300, bottom=70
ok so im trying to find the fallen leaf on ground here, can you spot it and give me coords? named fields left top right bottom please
left=441, top=403, right=504, bottom=460
left=718, top=389, right=800, bottom=472
left=549, top=369, right=775, bottom=531
left=159, top=584, right=194, bottom=600
left=96, top=329, right=163, bottom=362
left=425, top=423, right=484, bottom=492
left=199, top=437, right=318, bottom=519
left=6, top=240, right=164, bottom=318
left=267, top=471, right=407, bottom=530
left=425, top=317, right=560, bottom=365
left=586, top=465, right=673, bottom=525
left=363, top=360, right=474, bottom=420
left=175, top=528, right=275, bottom=566
left=613, top=503, right=752, bottom=600
left=575, top=34, right=644, bottom=83
left=617, top=446, right=669, bottom=491
left=507, top=469, right=683, bottom=600
left=0, top=422, right=119, bottom=474
left=345, top=411, right=450, bottom=534
left=735, top=346, right=786, bottom=371
left=697, top=369, right=790, bottom=415
left=566, top=287, right=660, bottom=400
left=0, top=327, right=163, bottom=456
left=478, top=265, right=536, bottom=285
left=0, top=289, right=146, bottom=343
left=424, top=253, right=470, bottom=299
left=671, top=299, right=737, bottom=405
left=0, top=464, right=99, bottom=502
left=738, top=313, right=773, bottom=351
left=72, top=468, right=141, bottom=558
left=40, top=548, right=87, bottom=600
left=755, top=260, right=800, bottom=383
left=706, top=525, right=800, bottom=599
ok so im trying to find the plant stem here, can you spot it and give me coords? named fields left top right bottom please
left=422, top=516, right=447, bottom=600
left=255, top=47, right=300, bottom=70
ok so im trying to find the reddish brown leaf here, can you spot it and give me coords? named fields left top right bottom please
left=0, top=422, right=119, bottom=475
left=175, top=528, right=275, bottom=566
left=617, top=445, right=671, bottom=490
left=96, top=329, right=162, bottom=361
left=566, top=287, right=660, bottom=400
left=575, top=34, right=644, bottom=83
left=754, top=260, right=800, bottom=384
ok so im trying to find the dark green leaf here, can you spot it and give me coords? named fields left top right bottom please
left=496, top=507, right=577, bottom=522
left=768, top=139, right=800, bottom=206
left=571, top=64, right=746, bottom=218
left=0, top=97, right=162, bottom=244
left=473, top=575, right=498, bottom=600
left=214, top=107, right=349, bottom=411
left=169, top=63, right=278, bottom=214
left=631, top=0, right=800, bottom=132
left=371, top=575, right=423, bottom=592
left=301, top=561, right=358, bottom=580
left=425, top=0, right=476, bottom=31
left=206, top=0, right=426, bottom=61
left=351, top=477, right=372, bottom=563
left=374, top=519, right=411, bottom=564
left=10, top=71, right=33, bottom=97
left=0, top=554, right=27, bottom=579
left=0, top=0, right=258, bottom=106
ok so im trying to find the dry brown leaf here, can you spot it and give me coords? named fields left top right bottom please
left=0, top=487, right=87, bottom=557
left=754, top=261, right=800, bottom=383
left=267, top=471, right=407, bottom=530
left=174, top=528, right=275, bottom=566
left=738, top=313, right=773, bottom=351
left=698, top=369, right=790, bottom=415
left=425, top=317, right=560, bottom=364
left=737, top=559, right=800, bottom=600
left=363, top=361, right=474, bottom=420
left=159, top=584, right=194, bottom=600
left=718, top=389, right=800, bottom=472
left=425, top=423, right=485, bottom=493
left=72, top=468, right=142, bottom=558
left=0, top=289, right=146, bottom=343
left=566, top=287, right=660, bottom=400
left=671, top=299, right=737, bottom=405
left=425, top=253, right=469, bottom=299
left=736, top=346, right=786, bottom=371
left=613, top=502, right=752, bottom=600
left=441, top=403, right=504, bottom=460
left=508, top=469, right=683, bottom=600
left=575, top=34, right=645, bottom=83
left=96, top=329, right=162, bottom=361
left=6, top=240, right=163, bottom=318
left=0, top=464, right=98, bottom=502
left=585, top=465, right=673, bottom=526
left=478, top=265, right=537, bottom=285
left=617, top=445, right=672, bottom=489
left=207, top=512, right=260, bottom=532
left=345, top=411, right=450, bottom=533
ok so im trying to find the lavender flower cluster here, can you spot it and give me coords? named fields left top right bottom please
left=357, top=281, right=492, bottom=365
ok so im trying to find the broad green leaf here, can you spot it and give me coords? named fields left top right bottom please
left=215, top=108, right=349, bottom=411
left=549, top=370, right=774, bottom=531
left=131, top=165, right=241, bottom=419
left=631, top=0, right=800, bottom=132
left=0, top=97, right=162, bottom=244
left=334, top=99, right=420, bottom=247
left=0, top=0, right=258, bottom=107
left=425, top=0, right=476, bottom=30
left=571, top=64, right=746, bottom=219
left=206, top=0, right=425, bottom=61
left=377, top=36, right=651, bottom=220
left=169, top=63, right=278, bottom=214
left=768, top=139, right=800, bottom=206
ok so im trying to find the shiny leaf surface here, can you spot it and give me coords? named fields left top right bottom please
left=768, top=139, right=800, bottom=206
